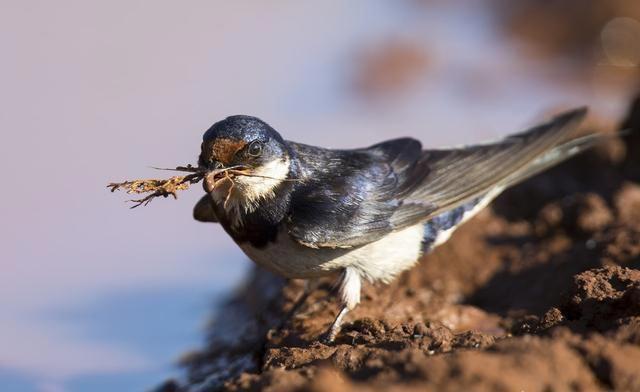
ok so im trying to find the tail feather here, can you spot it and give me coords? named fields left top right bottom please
left=503, top=132, right=621, bottom=188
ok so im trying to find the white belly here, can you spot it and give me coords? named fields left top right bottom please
left=238, top=224, right=425, bottom=283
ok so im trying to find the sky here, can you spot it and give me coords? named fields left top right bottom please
left=0, top=1, right=634, bottom=391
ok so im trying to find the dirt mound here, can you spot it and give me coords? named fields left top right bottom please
left=155, top=96, right=640, bottom=392
left=493, top=0, right=640, bottom=63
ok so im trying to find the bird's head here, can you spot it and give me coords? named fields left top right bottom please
left=198, top=115, right=292, bottom=218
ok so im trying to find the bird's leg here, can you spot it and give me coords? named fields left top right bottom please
left=322, top=267, right=361, bottom=344
left=324, top=305, right=349, bottom=343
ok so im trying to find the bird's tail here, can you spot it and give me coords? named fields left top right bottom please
left=502, top=131, right=624, bottom=188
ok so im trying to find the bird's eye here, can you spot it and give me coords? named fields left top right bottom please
left=247, top=141, right=263, bottom=157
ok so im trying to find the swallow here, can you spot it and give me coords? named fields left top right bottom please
left=193, top=108, right=597, bottom=342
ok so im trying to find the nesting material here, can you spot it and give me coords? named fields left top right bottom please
left=108, top=165, right=203, bottom=208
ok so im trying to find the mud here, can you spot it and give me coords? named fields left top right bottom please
left=491, top=0, right=640, bottom=96
left=493, top=0, right=640, bottom=63
left=154, top=96, right=640, bottom=392
left=350, top=39, right=431, bottom=99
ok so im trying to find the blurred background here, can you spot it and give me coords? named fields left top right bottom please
left=1, top=1, right=638, bottom=391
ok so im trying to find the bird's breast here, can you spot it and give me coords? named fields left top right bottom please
left=237, top=223, right=425, bottom=282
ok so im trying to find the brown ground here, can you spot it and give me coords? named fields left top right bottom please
left=155, top=95, right=640, bottom=392
left=491, top=0, right=640, bottom=94
left=493, top=0, right=640, bottom=61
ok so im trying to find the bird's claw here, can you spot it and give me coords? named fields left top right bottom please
left=320, top=331, right=336, bottom=345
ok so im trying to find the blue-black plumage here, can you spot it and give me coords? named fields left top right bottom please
left=422, top=197, right=482, bottom=252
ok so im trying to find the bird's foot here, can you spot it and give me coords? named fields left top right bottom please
left=320, top=305, right=349, bottom=345
left=320, top=332, right=336, bottom=345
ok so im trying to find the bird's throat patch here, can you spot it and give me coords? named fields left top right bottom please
left=210, top=157, right=290, bottom=229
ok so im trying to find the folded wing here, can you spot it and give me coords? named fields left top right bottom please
left=390, top=108, right=588, bottom=228
left=289, top=108, right=588, bottom=249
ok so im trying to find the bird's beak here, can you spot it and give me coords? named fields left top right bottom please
left=202, top=164, right=249, bottom=193
left=203, top=168, right=225, bottom=193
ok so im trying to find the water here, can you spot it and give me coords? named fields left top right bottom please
left=0, top=1, right=631, bottom=391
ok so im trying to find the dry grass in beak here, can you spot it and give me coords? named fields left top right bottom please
left=108, top=165, right=204, bottom=208
left=108, top=164, right=303, bottom=209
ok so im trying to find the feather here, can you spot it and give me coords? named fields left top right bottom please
left=390, top=108, right=588, bottom=228
left=288, top=108, right=591, bottom=249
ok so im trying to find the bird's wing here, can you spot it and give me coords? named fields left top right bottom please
left=287, top=108, right=587, bottom=249
left=286, top=138, right=422, bottom=248
left=389, top=108, right=587, bottom=228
